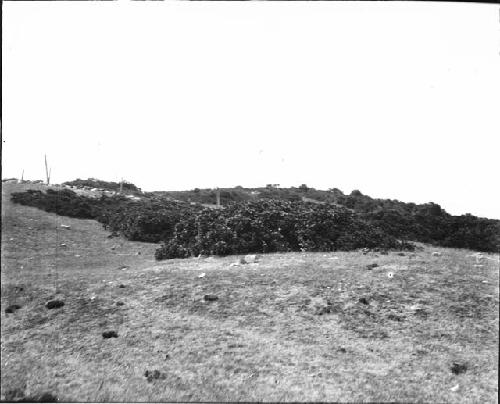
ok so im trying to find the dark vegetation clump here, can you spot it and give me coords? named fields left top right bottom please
left=11, top=181, right=499, bottom=255
left=102, top=331, right=118, bottom=338
left=11, top=188, right=199, bottom=243
left=144, top=369, right=167, bottom=382
left=154, top=200, right=407, bottom=259
left=451, top=362, right=468, bottom=375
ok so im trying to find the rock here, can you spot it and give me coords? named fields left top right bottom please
left=74, top=255, right=81, bottom=258
left=116, top=301, right=125, bottom=306
left=60, top=224, right=71, bottom=229
left=330, top=256, right=339, bottom=260
left=136, top=252, right=141, bottom=255
left=229, top=263, right=240, bottom=267
left=397, top=252, right=405, bottom=256
left=45, top=300, right=64, bottom=310
left=366, top=263, right=378, bottom=270
left=198, top=273, right=206, bottom=278
left=387, top=272, right=394, bottom=278
left=118, top=284, right=126, bottom=288
left=432, top=252, right=442, bottom=257
left=337, top=347, right=347, bottom=353
left=60, top=243, right=67, bottom=247
left=204, top=294, right=218, bottom=302
left=102, top=331, right=118, bottom=339
left=241, top=254, right=257, bottom=264
left=358, top=297, right=369, bottom=305
left=451, top=362, right=467, bottom=375
left=5, top=304, right=22, bottom=314
left=117, top=265, right=129, bottom=270
left=450, top=384, right=460, bottom=392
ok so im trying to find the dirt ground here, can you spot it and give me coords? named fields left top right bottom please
left=1, top=183, right=498, bottom=402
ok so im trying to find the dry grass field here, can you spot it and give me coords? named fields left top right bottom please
left=1, top=184, right=498, bottom=402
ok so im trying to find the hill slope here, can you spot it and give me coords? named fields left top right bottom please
left=1, top=183, right=499, bottom=402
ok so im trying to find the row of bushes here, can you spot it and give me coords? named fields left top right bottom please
left=11, top=186, right=498, bottom=258
left=11, top=189, right=197, bottom=243
left=154, top=200, right=412, bottom=259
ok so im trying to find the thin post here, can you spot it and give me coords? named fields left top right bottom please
left=216, top=188, right=221, bottom=207
left=21, top=169, right=24, bottom=182
left=119, top=178, right=123, bottom=194
left=45, top=155, right=51, bottom=185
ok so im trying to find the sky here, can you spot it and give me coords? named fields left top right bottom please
left=2, top=2, right=500, bottom=219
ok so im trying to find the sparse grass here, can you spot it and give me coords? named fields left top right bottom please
left=1, top=184, right=498, bottom=402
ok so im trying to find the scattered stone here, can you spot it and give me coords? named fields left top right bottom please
left=144, top=369, right=166, bottom=382
left=387, top=272, right=394, bottom=278
left=397, top=252, right=405, bottom=256
left=60, top=224, right=71, bottom=229
left=358, top=297, right=369, bottom=305
left=165, top=354, right=170, bottom=360
left=74, top=255, right=81, bottom=258
left=45, top=300, right=64, bottom=310
left=451, top=362, right=467, bottom=375
left=198, top=273, right=206, bottom=278
left=450, top=384, right=460, bottom=392
left=136, top=252, right=141, bottom=255
left=116, top=301, right=125, bottom=306
left=110, top=246, right=116, bottom=251
left=330, top=256, right=339, bottom=260
left=118, top=284, right=126, bottom=288
left=366, top=263, right=378, bottom=270
left=102, top=331, right=118, bottom=339
left=241, top=254, right=257, bottom=264
left=5, top=304, right=22, bottom=314
left=60, top=243, right=67, bottom=247
left=228, top=343, right=245, bottom=348
left=229, top=263, right=240, bottom=267
left=117, top=265, right=129, bottom=270
left=204, top=294, right=219, bottom=302
left=337, top=347, right=347, bottom=353
left=432, top=252, right=442, bottom=257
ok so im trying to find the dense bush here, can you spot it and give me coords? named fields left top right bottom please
left=154, top=200, right=410, bottom=260
left=11, top=189, right=100, bottom=219
left=12, top=184, right=499, bottom=255
left=11, top=189, right=197, bottom=243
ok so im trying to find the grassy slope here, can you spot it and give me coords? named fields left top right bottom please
left=1, top=184, right=499, bottom=402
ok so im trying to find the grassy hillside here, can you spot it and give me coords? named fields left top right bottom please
left=1, top=183, right=499, bottom=402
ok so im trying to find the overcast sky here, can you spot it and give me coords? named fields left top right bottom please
left=3, top=2, right=500, bottom=219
